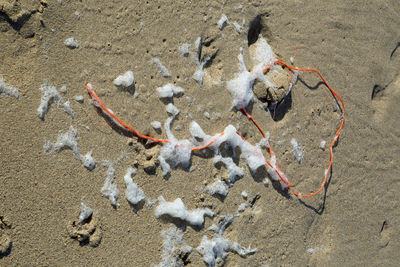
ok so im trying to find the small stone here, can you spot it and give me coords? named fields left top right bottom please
left=0, top=233, right=11, bottom=256
left=74, top=11, right=81, bottom=20
left=144, top=146, right=158, bottom=160
left=67, top=215, right=102, bottom=247
left=89, top=228, right=102, bottom=247
left=237, top=203, right=248, bottom=212
left=199, top=193, right=205, bottom=202
left=64, top=37, right=79, bottom=49
left=126, top=138, right=135, bottom=146
left=253, top=65, right=292, bottom=103
left=143, top=160, right=157, bottom=174
left=0, top=216, right=11, bottom=229
left=150, top=121, right=162, bottom=133
left=73, top=95, right=84, bottom=103
left=320, top=140, right=326, bottom=151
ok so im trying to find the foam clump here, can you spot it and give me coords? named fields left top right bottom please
left=159, top=137, right=192, bottom=175
left=0, top=76, right=19, bottom=99
left=190, top=122, right=266, bottom=179
left=253, top=34, right=276, bottom=67
left=197, top=215, right=257, bottom=266
left=190, top=36, right=212, bottom=86
left=44, top=126, right=96, bottom=170
left=232, top=21, right=242, bottom=33
left=240, top=139, right=267, bottom=173
left=266, top=155, right=280, bottom=181
left=291, top=138, right=303, bottom=163
left=113, top=71, right=134, bottom=88
left=192, top=66, right=206, bottom=85
left=192, top=59, right=211, bottom=87
left=155, top=196, right=214, bottom=227
left=157, top=83, right=184, bottom=99
left=213, top=155, right=244, bottom=185
left=44, top=125, right=79, bottom=157
left=178, top=43, right=191, bottom=57
left=227, top=36, right=278, bottom=109
left=37, top=83, right=73, bottom=120
left=226, top=49, right=257, bottom=109
left=152, top=226, right=192, bottom=267
left=38, top=83, right=61, bottom=119
left=165, top=103, right=180, bottom=117
left=159, top=109, right=193, bottom=176
left=217, top=14, right=228, bottom=30
left=78, top=202, right=93, bottom=224
left=213, top=125, right=266, bottom=175
left=64, top=37, right=79, bottom=49
left=62, top=101, right=73, bottom=118
left=81, top=151, right=96, bottom=171
left=158, top=156, right=171, bottom=177
left=152, top=58, right=171, bottom=78
left=123, top=167, right=146, bottom=206
left=205, top=179, right=228, bottom=197
left=189, top=121, right=207, bottom=141
left=101, top=161, right=119, bottom=207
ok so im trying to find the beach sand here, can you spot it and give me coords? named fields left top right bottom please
left=1, top=0, right=399, bottom=266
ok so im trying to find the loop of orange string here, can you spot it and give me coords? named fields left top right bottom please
left=85, top=58, right=344, bottom=198
left=252, top=59, right=346, bottom=197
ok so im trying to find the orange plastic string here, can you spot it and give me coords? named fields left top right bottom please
left=85, top=82, right=223, bottom=151
left=240, top=108, right=292, bottom=188
left=86, top=82, right=170, bottom=143
left=241, top=59, right=345, bottom=197
left=85, top=57, right=345, bottom=198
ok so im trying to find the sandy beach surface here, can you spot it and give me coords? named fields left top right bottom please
left=1, top=0, right=399, bottom=266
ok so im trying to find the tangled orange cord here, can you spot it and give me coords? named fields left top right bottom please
left=85, top=59, right=345, bottom=198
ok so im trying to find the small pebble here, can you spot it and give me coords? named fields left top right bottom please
left=307, top=248, right=315, bottom=254
left=59, top=85, right=67, bottom=93
left=237, top=203, right=248, bottom=212
left=73, top=95, right=84, bottom=103
left=320, top=140, right=326, bottom=151
left=64, top=37, right=79, bottom=49
left=74, top=11, right=81, bottom=20
left=151, top=121, right=161, bottom=130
